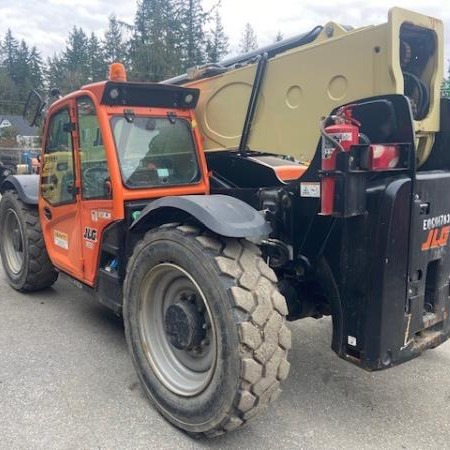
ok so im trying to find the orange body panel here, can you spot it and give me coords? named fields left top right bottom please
left=40, top=82, right=209, bottom=286
left=273, top=165, right=308, bottom=182
left=40, top=202, right=84, bottom=280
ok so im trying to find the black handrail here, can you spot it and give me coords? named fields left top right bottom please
left=239, top=53, right=269, bottom=156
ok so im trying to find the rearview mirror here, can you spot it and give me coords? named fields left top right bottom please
left=23, top=90, right=45, bottom=127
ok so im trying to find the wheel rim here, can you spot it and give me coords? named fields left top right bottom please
left=138, top=263, right=217, bottom=397
left=2, top=208, right=25, bottom=275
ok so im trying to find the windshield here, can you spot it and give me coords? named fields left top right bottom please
left=111, top=116, right=200, bottom=188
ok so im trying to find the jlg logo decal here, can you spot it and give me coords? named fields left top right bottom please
left=421, top=226, right=450, bottom=251
left=83, top=227, right=98, bottom=242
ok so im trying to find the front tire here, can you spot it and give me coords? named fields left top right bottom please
left=0, top=191, right=58, bottom=291
left=123, top=225, right=291, bottom=437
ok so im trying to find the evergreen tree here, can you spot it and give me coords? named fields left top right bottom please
left=0, top=30, right=44, bottom=113
left=2, top=30, right=19, bottom=77
left=54, top=26, right=91, bottom=92
left=28, top=47, right=44, bottom=90
left=0, top=70, right=20, bottom=114
left=130, top=0, right=182, bottom=81
left=103, top=15, right=128, bottom=64
left=239, top=23, right=258, bottom=53
left=13, top=40, right=30, bottom=85
left=45, top=54, right=66, bottom=91
left=176, top=0, right=210, bottom=68
left=0, top=3, right=222, bottom=112
left=206, top=10, right=229, bottom=63
left=63, top=26, right=90, bottom=75
left=87, top=32, right=106, bottom=82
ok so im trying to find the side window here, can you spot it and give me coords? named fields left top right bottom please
left=42, top=108, right=75, bottom=205
left=77, top=97, right=110, bottom=199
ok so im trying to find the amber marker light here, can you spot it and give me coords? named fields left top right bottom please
left=108, top=63, right=127, bottom=82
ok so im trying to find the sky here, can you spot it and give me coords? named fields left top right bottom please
left=0, top=0, right=449, bottom=68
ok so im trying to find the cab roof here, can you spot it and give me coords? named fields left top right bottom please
left=80, top=80, right=200, bottom=110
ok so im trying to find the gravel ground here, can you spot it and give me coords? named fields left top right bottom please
left=1, top=262, right=450, bottom=450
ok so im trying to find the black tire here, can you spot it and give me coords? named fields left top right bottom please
left=124, top=224, right=291, bottom=437
left=0, top=190, right=58, bottom=291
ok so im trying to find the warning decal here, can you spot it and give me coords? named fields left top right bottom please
left=300, top=182, right=321, bottom=198
left=54, top=230, right=69, bottom=250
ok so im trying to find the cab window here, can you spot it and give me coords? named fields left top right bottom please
left=111, top=116, right=200, bottom=188
left=42, top=108, right=75, bottom=205
left=77, top=96, right=111, bottom=199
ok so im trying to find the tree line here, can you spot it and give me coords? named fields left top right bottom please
left=0, top=0, right=264, bottom=114
left=1, top=0, right=449, bottom=116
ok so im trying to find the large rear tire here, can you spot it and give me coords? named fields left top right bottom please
left=123, top=224, right=291, bottom=437
left=0, top=191, right=58, bottom=291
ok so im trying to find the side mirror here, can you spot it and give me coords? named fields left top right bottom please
left=23, top=90, right=45, bottom=127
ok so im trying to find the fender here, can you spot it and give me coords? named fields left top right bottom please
left=130, top=194, right=271, bottom=238
left=0, top=174, right=39, bottom=205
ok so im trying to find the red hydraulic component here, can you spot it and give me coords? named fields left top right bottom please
left=320, top=107, right=359, bottom=215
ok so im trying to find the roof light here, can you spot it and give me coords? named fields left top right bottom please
left=108, top=63, right=127, bottom=82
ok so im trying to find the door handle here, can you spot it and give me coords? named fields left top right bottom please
left=43, top=207, right=52, bottom=220
left=66, top=180, right=79, bottom=195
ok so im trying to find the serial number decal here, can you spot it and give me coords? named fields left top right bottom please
left=423, top=214, right=450, bottom=231
left=421, top=226, right=450, bottom=251
left=83, top=227, right=98, bottom=242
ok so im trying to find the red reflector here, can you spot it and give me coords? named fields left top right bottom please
left=369, top=145, right=399, bottom=170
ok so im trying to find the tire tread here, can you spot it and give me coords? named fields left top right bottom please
left=173, top=226, right=291, bottom=437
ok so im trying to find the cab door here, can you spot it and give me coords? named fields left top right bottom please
left=75, top=95, right=114, bottom=285
left=39, top=102, right=84, bottom=280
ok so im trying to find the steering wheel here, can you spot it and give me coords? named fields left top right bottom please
left=83, top=166, right=109, bottom=197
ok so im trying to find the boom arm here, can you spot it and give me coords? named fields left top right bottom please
left=175, top=8, right=443, bottom=166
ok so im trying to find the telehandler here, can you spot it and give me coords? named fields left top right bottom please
left=0, top=7, right=449, bottom=437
